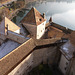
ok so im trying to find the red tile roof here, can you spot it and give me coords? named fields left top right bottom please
left=68, top=31, right=75, bottom=46
left=21, top=7, right=46, bottom=25
left=48, top=26, right=65, bottom=38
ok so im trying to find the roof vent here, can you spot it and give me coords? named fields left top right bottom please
left=49, top=17, right=52, bottom=23
left=43, top=13, right=45, bottom=19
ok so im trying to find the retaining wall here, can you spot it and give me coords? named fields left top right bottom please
left=8, top=46, right=58, bottom=75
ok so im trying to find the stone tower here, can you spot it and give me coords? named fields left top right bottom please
left=21, top=7, right=46, bottom=39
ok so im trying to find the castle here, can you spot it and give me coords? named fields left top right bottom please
left=0, top=7, right=75, bottom=75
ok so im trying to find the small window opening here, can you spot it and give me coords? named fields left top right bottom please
left=39, top=19, right=42, bottom=21
left=64, top=67, right=67, bottom=70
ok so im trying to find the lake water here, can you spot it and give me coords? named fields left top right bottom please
left=14, top=0, right=75, bottom=30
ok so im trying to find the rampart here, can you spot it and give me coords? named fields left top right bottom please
left=0, top=38, right=62, bottom=75
left=0, top=38, right=35, bottom=75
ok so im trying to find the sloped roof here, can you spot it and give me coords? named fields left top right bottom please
left=60, top=41, right=75, bottom=60
left=47, top=25, right=65, bottom=39
left=0, top=17, right=20, bottom=34
left=0, top=40, right=20, bottom=59
left=0, top=37, right=63, bottom=75
left=21, top=7, right=46, bottom=25
left=68, top=31, right=75, bottom=46
left=51, top=22, right=72, bottom=34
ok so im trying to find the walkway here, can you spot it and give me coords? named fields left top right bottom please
left=0, top=38, right=62, bottom=75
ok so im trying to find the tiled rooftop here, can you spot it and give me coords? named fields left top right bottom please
left=60, top=41, right=75, bottom=60
left=51, top=22, right=72, bottom=34
left=0, top=39, right=20, bottom=59
left=21, top=7, right=46, bottom=25
left=48, top=26, right=65, bottom=39
left=68, top=31, right=75, bottom=46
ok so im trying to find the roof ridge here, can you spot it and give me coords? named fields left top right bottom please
left=33, top=7, right=37, bottom=25
left=21, top=7, right=46, bottom=25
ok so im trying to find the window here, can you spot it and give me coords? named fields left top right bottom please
left=37, top=35, right=39, bottom=37
left=39, top=19, right=42, bottom=21
left=64, top=67, right=67, bottom=70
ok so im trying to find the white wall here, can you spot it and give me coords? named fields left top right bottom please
left=8, top=46, right=57, bottom=75
left=14, top=29, right=20, bottom=34
left=37, top=21, right=46, bottom=39
left=59, top=54, right=69, bottom=75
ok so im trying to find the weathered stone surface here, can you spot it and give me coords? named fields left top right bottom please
left=0, top=38, right=35, bottom=75
left=35, top=38, right=61, bottom=46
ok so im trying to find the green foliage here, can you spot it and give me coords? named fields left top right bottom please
left=39, top=64, right=43, bottom=70
left=12, top=1, right=16, bottom=10
left=9, top=8, right=12, bottom=11
left=28, top=64, right=53, bottom=75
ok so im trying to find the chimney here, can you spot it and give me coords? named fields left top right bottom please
left=43, top=13, right=45, bottom=19
left=49, top=17, right=52, bottom=23
left=66, top=27, right=68, bottom=30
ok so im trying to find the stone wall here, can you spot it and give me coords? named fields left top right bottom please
left=0, top=30, right=27, bottom=44
left=7, top=31, right=27, bottom=44
left=0, top=38, right=35, bottom=75
left=8, top=46, right=59, bottom=75
left=0, top=33, right=6, bottom=40
left=8, top=53, right=33, bottom=75
left=69, top=58, right=75, bottom=75
left=33, top=46, right=58, bottom=67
